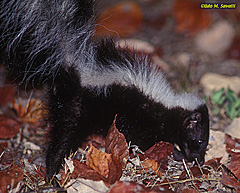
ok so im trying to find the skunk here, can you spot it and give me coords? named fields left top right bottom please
left=0, top=0, right=209, bottom=180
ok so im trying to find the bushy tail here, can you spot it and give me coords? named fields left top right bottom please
left=0, top=0, right=95, bottom=85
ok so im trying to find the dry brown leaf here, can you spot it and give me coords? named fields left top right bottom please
left=12, top=99, right=45, bottom=124
left=0, top=85, right=16, bottom=106
left=179, top=166, right=209, bottom=180
left=221, top=151, right=240, bottom=191
left=71, top=160, right=110, bottom=185
left=221, top=172, right=240, bottom=191
left=86, top=143, right=122, bottom=184
left=86, top=144, right=112, bottom=178
left=0, top=114, right=21, bottom=139
left=107, top=153, right=122, bottom=184
left=108, top=181, right=172, bottom=193
left=225, top=134, right=240, bottom=153
left=228, top=151, right=240, bottom=180
left=105, top=115, right=129, bottom=165
left=139, top=141, right=173, bottom=170
left=205, top=157, right=222, bottom=170
left=142, top=158, right=161, bottom=176
left=96, top=2, right=143, bottom=37
left=0, top=165, right=23, bottom=192
left=173, top=0, right=211, bottom=35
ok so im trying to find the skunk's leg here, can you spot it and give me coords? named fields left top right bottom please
left=45, top=67, right=82, bottom=182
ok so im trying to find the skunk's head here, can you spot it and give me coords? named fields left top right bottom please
left=174, top=104, right=209, bottom=165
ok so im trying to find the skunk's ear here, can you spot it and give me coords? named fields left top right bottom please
left=184, top=112, right=202, bottom=129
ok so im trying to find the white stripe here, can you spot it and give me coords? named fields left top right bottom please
left=79, top=57, right=203, bottom=111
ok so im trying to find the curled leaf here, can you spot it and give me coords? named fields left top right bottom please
left=105, top=116, right=129, bottom=166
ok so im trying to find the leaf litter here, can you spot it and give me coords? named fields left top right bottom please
left=0, top=99, right=239, bottom=193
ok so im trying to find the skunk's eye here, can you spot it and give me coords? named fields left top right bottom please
left=198, top=139, right=203, bottom=145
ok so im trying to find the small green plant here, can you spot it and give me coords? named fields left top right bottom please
left=210, top=88, right=240, bottom=120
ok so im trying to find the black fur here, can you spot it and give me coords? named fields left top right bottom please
left=0, top=0, right=210, bottom=181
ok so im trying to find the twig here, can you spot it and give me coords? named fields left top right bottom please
left=182, top=159, right=191, bottom=178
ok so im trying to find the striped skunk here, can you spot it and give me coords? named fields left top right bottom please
left=0, top=0, right=209, bottom=181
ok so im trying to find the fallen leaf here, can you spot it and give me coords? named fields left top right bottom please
left=86, top=144, right=112, bottom=178
left=179, top=166, right=209, bottom=180
left=173, top=0, right=211, bottom=35
left=205, top=157, right=222, bottom=170
left=221, top=172, right=240, bottom=191
left=0, top=85, right=16, bottom=106
left=0, top=165, right=23, bottom=193
left=0, top=114, right=21, bottom=139
left=107, top=153, right=122, bottom=184
left=105, top=116, right=129, bottom=165
left=12, top=99, right=45, bottom=124
left=139, top=141, right=174, bottom=169
left=142, top=158, right=161, bottom=176
left=220, top=151, right=240, bottom=191
left=108, top=181, right=172, bottom=193
left=71, top=160, right=109, bottom=185
left=228, top=151, right=240, bottom=180
left=225, top=134, right=240, bottom=153
left=96, top=2, right=143, bottom=37
left=86, top=144, right=122, bottom=184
